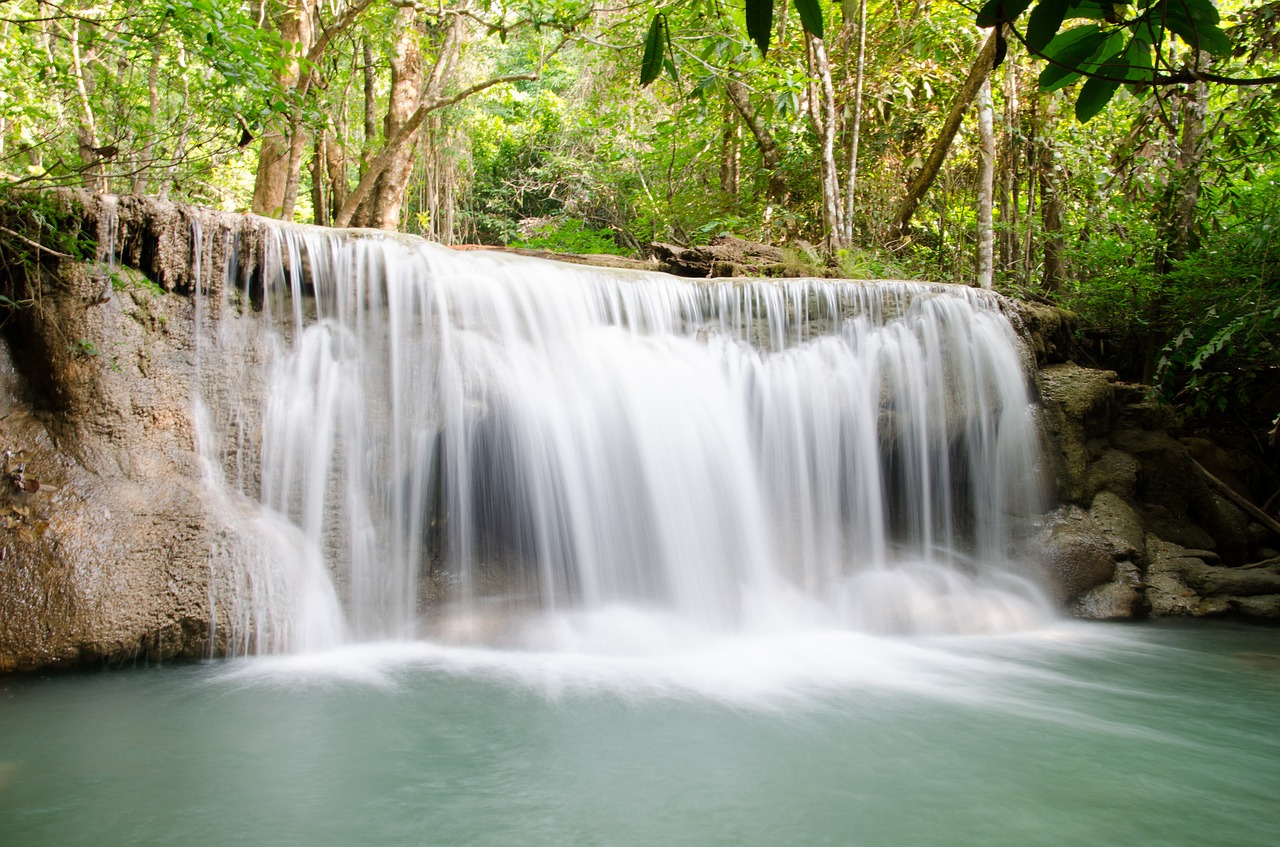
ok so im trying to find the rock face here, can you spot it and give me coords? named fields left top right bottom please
left=0, top=192, right=278, bottom=671
left=1035, top=363, right=1280, bottom=622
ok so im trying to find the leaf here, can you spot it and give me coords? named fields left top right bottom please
left=1026, top=0, right=1070, bottom=53
left=746, top=0, right=773, bottom=56
left=1038, top=25, right=1105, bottom=90
left=976, top=0, right=1034, bottom=29
left=1075, top=74, right=1121, bottom=121
left=1121, top=33, right=1154, bottom=82
left=795, top=0, right=824, bottom=40
left=640, top=14, right=664, bottom=87
left=1162, top=6, right=1233, bottom=57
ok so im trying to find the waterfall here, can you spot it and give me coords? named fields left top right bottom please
left=194, top=224, right=1051, bottom=654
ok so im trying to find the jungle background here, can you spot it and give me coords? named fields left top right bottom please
left=1, top=0, right=1278, bottom=445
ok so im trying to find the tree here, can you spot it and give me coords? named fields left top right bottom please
left=888, top=29, right=1000, bottom=242
left=0, top=0, right=286, bottom=202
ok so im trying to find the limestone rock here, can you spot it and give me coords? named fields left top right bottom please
left=1234, top=595, right=1280, bottom=619
left=1038, top=506, right=1119, bottom=602
left=1089, top=491, right=1146, bottom=560
left=651, top=236, right=801, bottom=278
left=1038, top=364, right=1117, bottom=502
left=1072, top=561, right=1145, bottom=620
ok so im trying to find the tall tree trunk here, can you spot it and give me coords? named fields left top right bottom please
left=311, top=136, right=329, bottom=226
left=976, top=78, right=995, bottom=289
left=888, top=30, right=999, bottom=243
left=1038, top=94, right=1066, bottom=293
left=1144, top=70, right=1210, bottom=383
left=324, top=126, right=350, bottom=223
left=998, top=52, right=1019, bottom=276
left=335, top=24, right=563, bottom=228
left=1156, top=76, right=1209, bottom=274
left=842, top=0, right=867, bottom=244
left=362, top=38, right=377, bottom=170
left=720, top=103, right=741, bottom=198
left=351, top=6, right=426, bottom=230
left=69, top=19, right=106, bottom=192
left=806, top=34, right=844, bottom=251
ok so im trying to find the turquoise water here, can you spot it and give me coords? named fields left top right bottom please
left=2, top=620, right=1278, bottom=846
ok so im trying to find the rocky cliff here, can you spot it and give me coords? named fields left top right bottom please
left=1036, top=364, right=1280, bottom=620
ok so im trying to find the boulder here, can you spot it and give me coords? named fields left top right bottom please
left=1037, top=506, right=1120, bottom=602
left=1071, top=561, right=1144, bottom=620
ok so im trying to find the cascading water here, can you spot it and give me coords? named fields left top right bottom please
left=194, top=224, right=1052, bottom=654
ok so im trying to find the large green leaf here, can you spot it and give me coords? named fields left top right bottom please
left=746, top=0, right=773, bottom=56
left=640, top=13, right=664, bottom=87
left=1037, top=25, right=1105, bottom=91
left=1121, top=31, right=1154, bottom=82
left=1075, top=73, right=1122, bottom=121
left=1027, top=0, right=1071, bottom=53
left=795, top=0, right=825, bottom=40
left=1162, top=3, right=1233, bottom=57
left=976, top=0, right=1034, bottom=29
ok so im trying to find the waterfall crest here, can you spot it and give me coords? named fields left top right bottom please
left=194, top=225, right=1051, bottom=653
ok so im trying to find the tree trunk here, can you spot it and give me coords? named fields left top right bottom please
left=362, top=38, right=378, bottom=169
left=69, top=19, right=106, bottom=192
left=324, top=127, right=350, bottom=223
left=806, top=34, right=844, bottom=251
left=720, top=103, right=741, bottom=198
left=335, top=24, right=562, bottom=229
left=251, top=0, right=314, bottom=217
left=351, top=6, right=425, bottom=230
left=725, top=78, right=789, bottom=204
left=888, top=30, right=999, bottom=243
left=1144, top=70, right=1210, bottom=383
left=1038, top=94, right=1066, bottom=293
left=311, top=136, right=329, bottom=226
left=999, top=51, right=1019, bottom=276
left=976, top=78, right=995, bottom=289
left=1156, top=76, right=1209, bottom=274
left=842, top=0, right=867, bottom=244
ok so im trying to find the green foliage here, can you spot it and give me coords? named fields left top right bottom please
left=511, top=217, right=629, bottom=255
left=0, top=0, right=289, bottom=201
left=977, top=0, right=1234, bottom=121
left=69, top=338, right=99, bottom=358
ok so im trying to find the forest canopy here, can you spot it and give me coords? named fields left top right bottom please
left=1, top=0, right=1278, bottom=425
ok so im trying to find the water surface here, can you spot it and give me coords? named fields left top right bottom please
left=3, top=620, right=1278, bottom=846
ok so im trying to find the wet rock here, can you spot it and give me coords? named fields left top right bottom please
left=1038, top=365, right=1117, bottom=502
left=1089, top=491, right=1145, bottom=560
left=1183, top=563, right=1280, bottom=598
left=1234, top=595, right=1280, bottom=620
left=1006, top=301, right=1075, bottom=365
left=1138, top=504, right=1218, bottom=552
left=1038, top=506, right=1119, bottom=602
left=1085, top=449, right=1140, bottom=500
left=1072, top=561, right=1145, bottom=620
